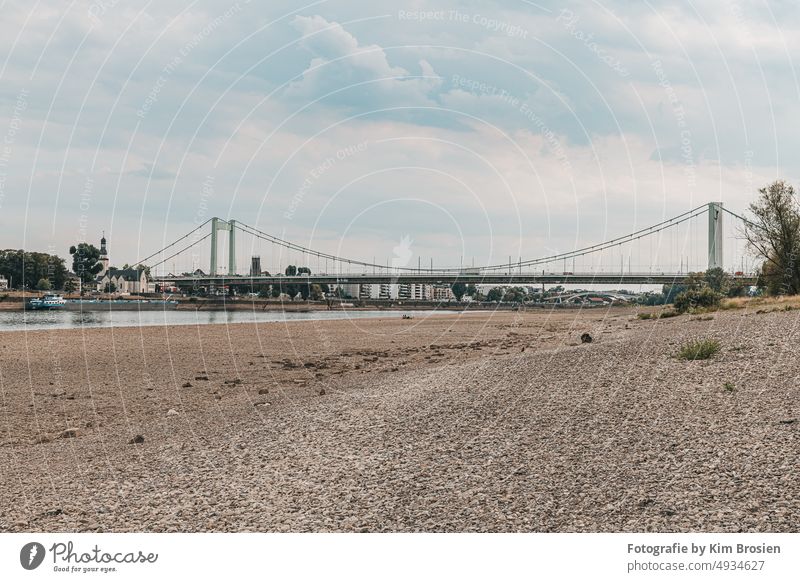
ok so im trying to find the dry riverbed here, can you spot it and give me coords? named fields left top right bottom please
left=0, top=306, right=797, bottom=532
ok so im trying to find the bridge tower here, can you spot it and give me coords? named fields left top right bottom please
left=707, top=202, right=723, bottom=270
left=210, top=217, right=237, bottom=276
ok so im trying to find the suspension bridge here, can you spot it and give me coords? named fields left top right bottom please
left=130, top=202, right=759, bottom=292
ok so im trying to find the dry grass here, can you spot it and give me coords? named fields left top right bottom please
left=677, top=338, right=721, bottom=361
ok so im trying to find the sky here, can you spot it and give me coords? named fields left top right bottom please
left=0, top=0, right=797, bottom=274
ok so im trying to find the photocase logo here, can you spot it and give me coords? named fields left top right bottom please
left=20, top=542, right=46, bottom=570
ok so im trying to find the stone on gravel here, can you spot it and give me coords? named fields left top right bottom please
left=59, top=428, right=81, bottom=439
left=129, top=435, right=145, bottom=444
left=581, top=333, right=593, bottom=343
left=166, top=409, right=179, bottom=416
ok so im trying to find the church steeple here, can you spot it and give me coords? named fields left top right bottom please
left=98, top=231, right=110, bottom=278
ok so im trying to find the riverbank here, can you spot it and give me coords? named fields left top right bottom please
left=0, top=306, right=797, bottom=532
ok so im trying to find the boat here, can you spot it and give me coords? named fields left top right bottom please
left=63, top=299, right=179, bottom=311
left=27, top=294, right=67, bottom=310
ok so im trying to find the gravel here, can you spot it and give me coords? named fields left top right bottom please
left=0, top=307, right=797, bottom=532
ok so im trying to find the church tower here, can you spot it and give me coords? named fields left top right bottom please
left=98, top=232, right=110, bottom=278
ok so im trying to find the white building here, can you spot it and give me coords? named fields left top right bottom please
left=0, top=274, right=8, bottom=290
left=98, top=268, right=151, bottom=294
left=94, top=234, right=153, bottom=294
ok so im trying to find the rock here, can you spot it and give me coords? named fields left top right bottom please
left=258, top=388, right=269, bottom=395
left=59, top=428, right=81, bottom=439
left=182, top=382, right=193, bottom=388
left=254, top=402, right=270, bottom=407
left=166, top=409, right=179, bottom=416
left=195, top=376, right=209, bottom=381
left=319, top=388, right=326, bottom=396
left=129, top=435, right=145, bottom=444
left=580, top=333, right=593, bottom=343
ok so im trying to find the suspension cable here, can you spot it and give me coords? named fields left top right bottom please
left=234, top=205, right=709, bottom=273
left=148, top=232, right=212, bottom=271
left=129, top=218, right=212, bottom=267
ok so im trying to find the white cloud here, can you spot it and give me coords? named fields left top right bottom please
left=286, top=15, right=442, bottom=107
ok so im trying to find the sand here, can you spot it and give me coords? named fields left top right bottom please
left=0, top=306, right=797, bottom=532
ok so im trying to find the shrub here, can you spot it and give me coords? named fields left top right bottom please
left=723, top=382, right=735, bottom=392
left=659, top=309, right=681, bottom=318
left=674, top=287, right=721, bottom=313
left=677, top=338, right=721, bottom=360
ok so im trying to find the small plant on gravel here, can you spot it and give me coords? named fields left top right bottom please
left=637, top=312, right=653, bottom=320
left=723, top=382, right=735, bottom=392
left=677, top=338, right=721, bottom=360
left=659, top=309, right=680, bottom=319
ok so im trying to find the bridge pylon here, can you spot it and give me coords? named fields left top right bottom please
left=708, top=202, right=723, bottom=270
left=210, top=217, right=236, bottom=276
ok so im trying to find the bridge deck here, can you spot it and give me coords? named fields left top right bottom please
left=155, top=273, right=758, bottom=286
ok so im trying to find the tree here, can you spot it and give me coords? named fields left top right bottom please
left=284, top=265, right=297, bottom=276
left=69, top=243, right=103, bottom=285
left=466, top=283, right=477, bottom=297
left=37, top=278, right=52, bottom=290
left=0, top=249, right=68, bottom=289
left=744, top=180, right=800, bottom=295
left=309, top=284, right=324, bottom=300
left=704, top=267, right=731, bottom=294
left=63, top=278, right=77, bottom=294
left=487, top=287, right=504, bottom=302
left=103, top=281, right=117, bottom=293
left=451, top=281, right=467, bottom=301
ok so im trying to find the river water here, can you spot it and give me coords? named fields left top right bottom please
left=0, top=309, right=463, bottom=332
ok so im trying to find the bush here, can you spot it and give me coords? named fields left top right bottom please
left=677, top=338, right=721, bottom=360
left=674, top=287, right=721, bottom=313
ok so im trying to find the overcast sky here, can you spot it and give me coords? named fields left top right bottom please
left=0, top=0, right=797, bottom=272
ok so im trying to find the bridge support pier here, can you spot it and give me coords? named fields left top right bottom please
left=708, top=202, right=723, bottom=270
left=210, top=217, right=237, bottom=276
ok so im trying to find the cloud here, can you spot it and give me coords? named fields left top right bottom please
left=286, top=15, right=442, bottom=107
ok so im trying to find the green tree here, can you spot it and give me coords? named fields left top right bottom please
left=69, top=243, right=103, bottom=285
left=63, top=278, right=77, bottom=294
left=309, top=284, right=324, bottom=300
left=37, top=278, right=52, bottom=290
left=704, top=267, right=731, bottom=294
left=744, top=180, right=800, bottom=294
left=0, top=249, right=68, bottom=289
left=451, top=281, right=467, bottom=301
left=284, top=265, right=297, bottom=276
left=487, top=287, right=504, bottom=302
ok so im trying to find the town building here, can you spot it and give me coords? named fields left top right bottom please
left=432, top=284, right=455, bottom=301
left=0, top=274, right=8, bottom=290
left=97, top=233, right=110, bottom=278
left=98, top=268, right=151, bottom=294
left=94, top=234, right=153, bottom=294
left=250, top=256, right=261, bottom=277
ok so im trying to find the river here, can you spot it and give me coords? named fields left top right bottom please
left=0, top=309, right=464, bottom=332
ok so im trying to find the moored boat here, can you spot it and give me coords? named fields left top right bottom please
left=26, top=294, right=67, bottom=310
